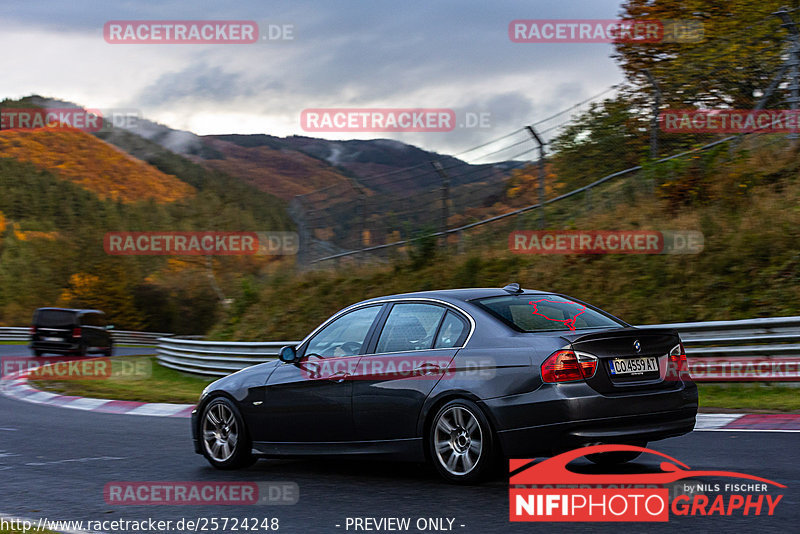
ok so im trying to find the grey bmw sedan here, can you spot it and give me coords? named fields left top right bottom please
left=192, top=283, right=697, bottom=483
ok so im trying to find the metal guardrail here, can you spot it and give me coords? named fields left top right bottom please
left=0, top=327, right=30, bottom=342
left=112, top=331, right=174, bottom=345
left=646, top=316, right=800, bottom=355
left=0, top=327, right=172, bottom=345
left=647, top=316, right=800, bottom=381
left=156, top=316, right=800, bottom=380
left=156, top=338, right=294, bottom=376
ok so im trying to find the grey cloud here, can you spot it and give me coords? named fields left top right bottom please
left=134, top=63, right=257, bottom=106
left=4, top=0, right=626, bottom=156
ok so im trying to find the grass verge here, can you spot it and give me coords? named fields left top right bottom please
left=31, top=355, right=211, bottom=404
left=698, top=383, right=800, bottom=412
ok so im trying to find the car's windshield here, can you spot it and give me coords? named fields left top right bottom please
left=473, top=295, right=624, bottom=332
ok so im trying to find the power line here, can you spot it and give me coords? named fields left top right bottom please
left=530, top=85, right=620, bottom=127
left=450, top=128, right=526, bottom=158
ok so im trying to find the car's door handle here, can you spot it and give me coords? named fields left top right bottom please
left=413, top=362, right=442, bottom=375
left=327, top=371, right=350, bottom=383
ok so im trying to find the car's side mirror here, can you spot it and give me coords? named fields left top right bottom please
left=279, top=346, right=297, bottom=363
left=105, top=325, right=115, bottom=330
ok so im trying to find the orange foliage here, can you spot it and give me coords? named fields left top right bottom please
left=314, top=227, right=334, bottom=241
left=58, top=272, right=101, bottom=306
left=203, top=138, right=352, bottom=200
left=0, top=129, right=195, bottom=203
left=506, top=163, right=563, bottom=202
left=12, top=223, right=58, bottom=241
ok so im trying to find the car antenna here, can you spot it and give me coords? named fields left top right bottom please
left=502, top=283, right=523, bottom=294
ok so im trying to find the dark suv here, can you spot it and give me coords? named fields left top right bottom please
left=30, top=308, right=114, bottom=357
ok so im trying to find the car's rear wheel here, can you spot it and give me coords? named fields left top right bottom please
left=586, top=443, right=645, bottom=465
left=104, top=342, right=114, bottom=357
left=200, top=397, right=255, bottom=469
left=428, top=399, right=495, bottom=484
left=33, top=350, right=43, bottom=357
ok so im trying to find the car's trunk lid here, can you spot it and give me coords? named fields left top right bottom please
left=560, top=327, right=681, bottom=393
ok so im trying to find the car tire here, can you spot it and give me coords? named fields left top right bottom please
left=428, top=399, right=496, bottom=484
left=104, top=342, right=114, bottom=357
left=200, top=397, right=256, bottom=470
left=33, top=350, right=43, bottom=357
left=586, top=443, right=645, bottom=466
left=76, top=342, right=88, bottom=357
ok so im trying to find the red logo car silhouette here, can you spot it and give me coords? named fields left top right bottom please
left=509, top=444, right=786, bottom=487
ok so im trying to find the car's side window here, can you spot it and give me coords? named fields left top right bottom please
left=434, top=311, right=469, bottom=349
left=375, top=303, right=446, bottom=353
left=304, top=305, right=381, bottom=358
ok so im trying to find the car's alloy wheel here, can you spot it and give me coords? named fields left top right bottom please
left=429, top=400, right=494, bottom=483
left=200, top=398, right=255, bottom=469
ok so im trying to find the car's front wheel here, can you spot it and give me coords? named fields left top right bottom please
left=200, top=397, right=255, bottom=469
left=428, top=399, right=495, bottom=484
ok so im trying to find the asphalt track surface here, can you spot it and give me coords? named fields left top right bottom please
left=0, top=345, right=797, bottom=533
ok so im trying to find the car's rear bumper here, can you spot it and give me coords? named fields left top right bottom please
left=29, top=340, right=81, bottom=353
left=482, top=381, right=698, bottom=457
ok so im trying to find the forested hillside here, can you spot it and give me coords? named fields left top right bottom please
left=0, top=107, right=293, bottom=332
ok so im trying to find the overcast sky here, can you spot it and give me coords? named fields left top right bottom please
left=1, top=0, right=627, bottom=161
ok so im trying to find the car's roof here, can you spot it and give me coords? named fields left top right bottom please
left=360, top=287, right=553, bottom=304
left=35, top=307, right=104, bottom=314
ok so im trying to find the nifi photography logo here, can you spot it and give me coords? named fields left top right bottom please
left=509, top=444, right=785, bottom=522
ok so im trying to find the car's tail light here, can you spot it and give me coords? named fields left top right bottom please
left=72, top=327, right=82, bottom=338
left=542, top=350, right=598, bottom=383
left=667, top=343, right=690, bottom=380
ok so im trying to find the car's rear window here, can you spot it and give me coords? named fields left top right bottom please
left=34, top=309, right=77, bottom=327
left=473, top=295, right=624, bottom=332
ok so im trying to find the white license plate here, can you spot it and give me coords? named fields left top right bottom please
left=43, top=336, right=62, bottom=342
left=609, top=356, right=657, bottom=375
